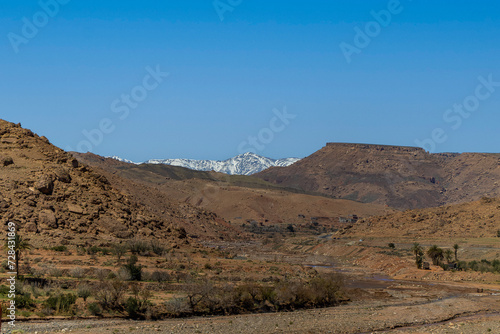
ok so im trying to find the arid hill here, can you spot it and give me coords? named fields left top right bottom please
left=344, top=196, right=500, bottom=239
left=0, top=120, right=236, bottom=248
left=256, top=143, right=500, bottom=209
left=73, top=153, right=392, bottom=226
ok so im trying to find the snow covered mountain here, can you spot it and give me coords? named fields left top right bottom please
left=106, top=156, right=138, bottom=164
left=145, top=152, right=300, bottom=175
left=108, top=152, right=300, bottom=175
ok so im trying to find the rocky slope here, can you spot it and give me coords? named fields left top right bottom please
left=256, top=143, right=500, bottom=209
left=0, top=120, right=236, bottom=248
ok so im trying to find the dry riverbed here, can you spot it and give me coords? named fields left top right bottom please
left=11, top=279, right=500, bottom=334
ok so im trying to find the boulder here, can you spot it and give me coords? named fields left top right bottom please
left=39, top=209, right=58, bottom=229
left=0, top=155, right=14, bottom=166
left=68, top=204, right=84, bottom=214
left=54, top=167, right=71, bottom=183
left=24, top=222, right=38, bottom=233
left=35, top=174, right=54, bottom=195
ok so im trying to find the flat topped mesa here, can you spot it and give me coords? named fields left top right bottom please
left=325, top=142, right=426, bottom=152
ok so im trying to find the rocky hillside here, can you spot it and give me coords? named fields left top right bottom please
left=256, top=143, right=500, bottom=209
left=345, top=196, right=500, bottom=239
left=0, top=120, right=235, bottom=248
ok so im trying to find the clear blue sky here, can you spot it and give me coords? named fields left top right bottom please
left=1, top=0, right=500, bottom=161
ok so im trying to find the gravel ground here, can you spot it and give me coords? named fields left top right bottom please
left=7, top=294, right=499, bottom=334
left=382, top=314, right=500, bottom=334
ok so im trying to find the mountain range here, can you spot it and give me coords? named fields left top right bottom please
left=109, top=152, right=300, bottom=175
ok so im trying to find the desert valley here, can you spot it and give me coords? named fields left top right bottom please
left=0, top=119, right=499, bottom=333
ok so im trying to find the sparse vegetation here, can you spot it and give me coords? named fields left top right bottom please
left=51, top=245, right=67, bottom=252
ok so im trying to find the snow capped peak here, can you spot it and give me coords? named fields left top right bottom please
left=106, top=153, right=299, bottom=175
left=106, top=156, right=138, bottom=164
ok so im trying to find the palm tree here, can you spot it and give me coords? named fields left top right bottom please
left=444, top=249, right=453, bottom=264
left=5, top=234, right=32, bottom=279
left=453, top=244, right=459, bottom=262
left=427, top=245, right=444, bottom=265
left=411, top=242, right=425, bottom=269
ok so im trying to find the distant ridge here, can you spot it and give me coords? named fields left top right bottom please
left=108, top=152, right=300, bottom=175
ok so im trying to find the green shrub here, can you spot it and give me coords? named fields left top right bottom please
left=87, top=302, right=102, bottom=316
left=0, top=284, right=10, bottom=295
left=87, top=246, right=102, bottom=255
left=51, top=245, right=67, bottom=252
left=44, top=293, right=77, bottom=313
left=15, top=291, right=36, bottom=309
left=123, top=255, right=142, bottom=281
left=126, top=297, right=141, bottom=319
left=78, top=285, right=92, bottom=302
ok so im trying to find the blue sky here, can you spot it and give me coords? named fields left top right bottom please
left=1, top=0, right=500, bottom=161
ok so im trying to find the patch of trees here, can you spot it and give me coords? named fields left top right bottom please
left=411, top=243, right=460, bottom=269
left=167, top=272, right=346, bottom=317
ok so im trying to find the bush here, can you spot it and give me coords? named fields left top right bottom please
left=51, top=245, right=67, bottom=252
left=112, top=244, right=128, bottom=262
left=93, top=280, right=127, bottom=310
left=44, top=293, right=77, bottom=313
left=151, top=270, right=170, bottom=282
left=126, top=297, right=141, bottom=319
left=165, top=297, right=191, bottom=316
left=78, top=285, right=92, bottom=302
left=123, top=255, right=142, bottom=281
left=15, top=291, right=36, bottom=309
left=87, top=302, right=102, bottom=316
left=150, top=240, right=165, bottom=256
left=48, top=266, right=63, bottom=278
left=71, top=267, right=85, bottom=279
left=100, top=247, right=111, bottom=255
left=0, top=284, right=10, bottom=295
left=388, top=243, right=395, bottom=249
left=128, top=239, right=151, bottom=255
left=87, top=246, right=102, bottom=255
